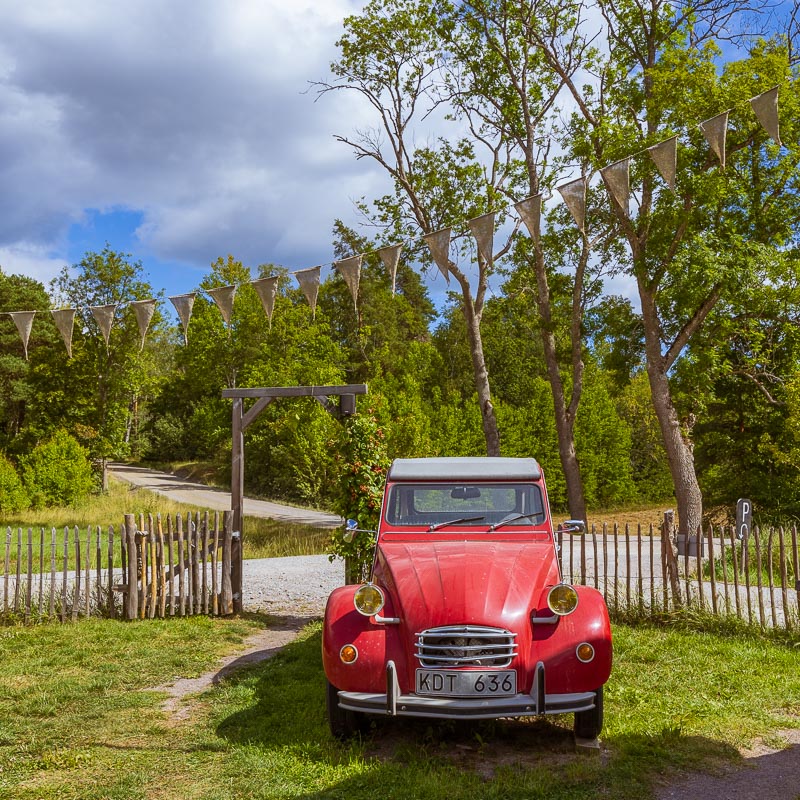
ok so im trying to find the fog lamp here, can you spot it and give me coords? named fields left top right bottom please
left=576, top=642, right=595, bottom=663
left=354, top=583, right=385, bottom=616
left=340, top=644, right=358, bottom=664
left=547, top=583, right=579, bottom=616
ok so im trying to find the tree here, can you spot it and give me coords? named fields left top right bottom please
left=47, top=246, right=165, bottom=477
left=317, top=0, right=513, bottom=456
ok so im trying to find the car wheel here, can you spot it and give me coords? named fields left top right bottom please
left=573, top=686, right=604, bottom=739
left=326, top=680, right=368, bottom=740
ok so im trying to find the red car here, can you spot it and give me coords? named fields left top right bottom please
left=323, top=457, right=612, bottom=739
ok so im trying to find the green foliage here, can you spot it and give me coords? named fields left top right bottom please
left=0, top=454, right=29, bottom=513
left=20, top=430, right=95, bottom=508
left=328, top=413, right=391, bottom=581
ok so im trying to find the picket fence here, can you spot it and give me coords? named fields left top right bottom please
left=557, top=515, right=800, bottom=630
left=1, top=511, right=236, bottom=622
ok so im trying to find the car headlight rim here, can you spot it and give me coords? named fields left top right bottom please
left=547, top=583, right=579, bottom=616
left=353, top=582, right=386, bottom=616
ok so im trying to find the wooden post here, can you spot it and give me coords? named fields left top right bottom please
left=25, top=527, right=32, bottom=623
left=3, top=527, right=9, bottom=615
left=212, top=511, right=219, bottom=616
left=662, top=511, right=682, bottom=609
left=613, top=523, right=619, bottom=612
left=61, top=527, right=68, bottom=623
left=201, top=511, right=209, bottom=615
left=779, top=527, right=789, bottom=630
left=696, top=524, right=705, bottom=611
left=157, top=515, right=166, bottom=619
left=231, top=398, right=244, bottom=615
left=124, top=515, right=139, bottom=621
left=72, top=527, right=80, bottom=622
left=177, top=514, right=185, bottom=616
left=14, top=527, right=21, bottom=614
left=49, top=527, right=56, bottom=619
left=167, top=515, right=174, bottom=617
left=767, top=528, right=777, bottom=629
left=602, top=523, right=608, bottom=605
left=107, top=526, right=114, bottom=617
left=624, top=523, right=631, bottom=610
left=730, top=526, right=742, bottom=619
left=719, top=525, right=730, bottom=616
left=220, top=510, right=233, bottom=615
left=707, top=525, right=718, bottom=615
left=84, top=526, right=91, bottom=617
left=38, top=527, right=44, bottom=617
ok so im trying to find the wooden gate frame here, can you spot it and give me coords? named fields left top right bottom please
left=222, top=384, right=368, bottom=612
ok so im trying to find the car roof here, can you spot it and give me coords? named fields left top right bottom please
left=387, top=457, right=542, bottom=482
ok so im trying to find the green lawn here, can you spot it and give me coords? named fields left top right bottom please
left=1, top=616, right=798, bottom=799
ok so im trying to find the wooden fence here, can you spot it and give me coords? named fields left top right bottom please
left=1, top=510, right=236, bottom=623
left=557, top=515, right=800, bottom=631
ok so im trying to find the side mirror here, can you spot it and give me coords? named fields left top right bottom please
left=558, top=519, right=585, bottom=534
left=343, top=519, right=358, bottom=543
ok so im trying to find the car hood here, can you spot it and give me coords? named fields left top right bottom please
left=374, top=539, right=560, bottom=632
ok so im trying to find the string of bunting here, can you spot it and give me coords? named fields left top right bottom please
left=0, top=84, right=789, bottom=360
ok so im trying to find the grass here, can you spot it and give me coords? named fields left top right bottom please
left=0, top=479, right=331, bottom=574
left=1, top=615, right=799, bottom=799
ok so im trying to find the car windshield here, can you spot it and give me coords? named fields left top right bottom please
left=385, top=482, right=545, bottom=530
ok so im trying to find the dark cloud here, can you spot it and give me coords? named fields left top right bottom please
left=0, top=0, right=380, bottom=282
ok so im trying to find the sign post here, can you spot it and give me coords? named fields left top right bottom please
left=736, top=498, right=752, bottom=541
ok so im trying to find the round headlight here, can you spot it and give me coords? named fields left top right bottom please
left=547, top=583, right=579, bottom=616
left=353, top=583, right=385, bottom=616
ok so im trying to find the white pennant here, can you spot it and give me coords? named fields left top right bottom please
left=600, top=158, right=631, bottom=217
left=333, top=255, right=362, bottom=311
left=90, top=304, right=116, bottom=352
left=647, top=136, right=678, bottom=191
left=556, top=177, right=588, bottom=232
left=208, top=285, right=237, bottom=327
left=169, top=293, right=196, bottom=345
left=51, top=308, right=75, bottom=358
left=422, top=228, right=452, bottom=284
left=468, top=211, right=495, bottom=264
left=750, top=86, right=781, bottom=146
left=251, top=276, right=279, bottom=328
left=8, top=311, right=35, bottom=360
left=377, top=243, right=402, bottom=295
left=699, top=111, right=729, bottom=169
left=130, top=299, right=156, bottom=351
left=514, top=195, right=543, bottom=243
left=294, top=266, right=321, bottom=317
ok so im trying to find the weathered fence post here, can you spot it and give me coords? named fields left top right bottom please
left=221, top=510, right=233, bottom=615
left=124, top=514, right=138, bottom=621
left=662, top=510, right=683, bottom=609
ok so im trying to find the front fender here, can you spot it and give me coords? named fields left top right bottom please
left=322, top=585, right=405, bottom=692
left=529, top=585, right=612, bottom=693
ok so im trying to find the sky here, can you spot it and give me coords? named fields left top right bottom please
left=0, top=0, right=391, bottom=301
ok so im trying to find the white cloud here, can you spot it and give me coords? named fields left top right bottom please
left=0, top=243, right=65, bottom=287
left=0, top=0, right=379, bottom=280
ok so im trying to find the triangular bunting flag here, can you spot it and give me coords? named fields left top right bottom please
left=251, top=276, right=279, bottom=328
left=647, top=136, right=678, bottom=191
left=377, top=243, right=402, bottom=295
left=556, top=177, right=588, bottom=232
left=8, top=311, right=35, bottom=360
left=750, top=86, right=781, bottom=146
left=468, top=211, right=495, bottom=264
left=699, top=111, right=729, bottom=169
left=130, top=299, right=156, bottom=351
left=169, top=293, right=196, bottom=345
left=514, top=195, right=543, bottom=243
left=422, top=228, right=452, bottom=284
left=333, top=255, right=362, bottom=311
left=51, top=308, right=75, bottom=358
left=208, top=285, right=237, bottom=327
left=90, top=304, right=116, bottom=352
left=600, top=158, right=631, bottom=217
left=294, top=266, right=321, bottom=318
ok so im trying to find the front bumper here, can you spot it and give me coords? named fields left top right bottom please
left=336, top=661, right=597, bottom=721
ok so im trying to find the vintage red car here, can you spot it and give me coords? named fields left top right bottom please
left=323, top=457, right=612, bottom=739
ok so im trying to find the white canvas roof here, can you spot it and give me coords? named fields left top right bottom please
left=388, top=457, right=542, bottom=482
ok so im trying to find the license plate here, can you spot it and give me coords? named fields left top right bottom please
left=415, top=669, right=517, bottom=697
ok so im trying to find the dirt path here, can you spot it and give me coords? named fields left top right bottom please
left=109, top=463, right=342, bottom=528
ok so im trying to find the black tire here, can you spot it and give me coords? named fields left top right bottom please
left=326, top=680, right=368, bottom=740
left=573, top=686, right=604, bottom=739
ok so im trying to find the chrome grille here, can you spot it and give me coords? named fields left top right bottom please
left=415, top=625, right=517, bottom=667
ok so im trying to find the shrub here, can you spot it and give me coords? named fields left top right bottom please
left=0, top=454, right=29, bottom=513
left=21, top=430, right=95, bottom=508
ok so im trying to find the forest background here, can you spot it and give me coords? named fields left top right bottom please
left=0, top=0, right=798, bottom=529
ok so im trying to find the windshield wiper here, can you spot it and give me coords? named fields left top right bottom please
left=427, top=515, right=485, bottom=532
left=488, top=512, right=545, bottom=532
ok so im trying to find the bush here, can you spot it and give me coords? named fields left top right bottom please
left=20, top=430, right=95, bottom=508
left=0, top=454, right=29, bottom=513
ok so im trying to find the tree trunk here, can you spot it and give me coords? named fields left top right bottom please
left=462, top=294, right=501, bottom=456
left=640, top=289, right=703, bottom=538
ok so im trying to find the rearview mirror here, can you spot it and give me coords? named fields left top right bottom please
left=450, top=486, right=481, bottom=500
